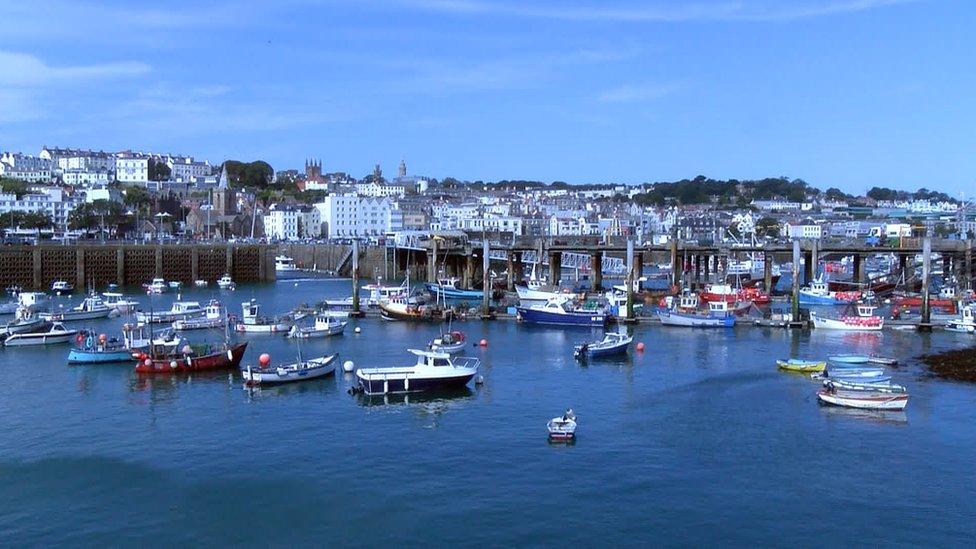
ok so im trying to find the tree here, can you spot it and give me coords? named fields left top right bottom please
left=221, top=160, right=273, bottom=189
left=123, top=185, right=152, bottom=211
left=755, top=216, right=780, bottom=238
left=68, top=200, right=129, bottom=232
left=148, top=159, right=172, bottom=182
left=0, top=178, right=29, bottom=198
left=0, top=211, right=53, bottom=230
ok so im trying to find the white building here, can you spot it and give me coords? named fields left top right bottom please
left=355, top=182, right=406, bottom=198
left=263, top=206, right=302, bottom=241
left=0, top=187, right=81, bottom=227
left=457, top=216, right=523, bottom=235
left=782, top=221, right=823, bottom=240
left=115, top=156, right=149, bottom=184
left=314, top=195, right=400, bottom=238
left=0, top=153, right=54, bottom=183
left=62, top=168, right=112, bottom=187
left=167, top=156, right=212, bottom=181
left=752, top=200, right=813, bottom=212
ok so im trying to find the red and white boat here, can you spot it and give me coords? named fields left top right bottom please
left=699, top=283, right=770, bottom=305
left=817, top=386, right=908, bottom=411
left=135, top=341, right=248, bottom=373
left=811, top=305, right=884, bottom=331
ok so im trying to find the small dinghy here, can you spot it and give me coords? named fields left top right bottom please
left=821, top=378, right=905, bottom=392
left=429, top=330, right=466, bottom=354
left=242, top=352, right=338, bottom=386
left=818, top=384, right=909, bottom=411
left=828, top=354, right=871, bottom=364
left=867, top=355, right=898, bottom=366
left=776, top=359, right=826, bottom=373
left=574, top=331, right=633, bottom=359
left=287, top=313, right=346, bottom=338
left=547, top=409, right=577, bottom=441
left=217, top=274, right=236, bottom=291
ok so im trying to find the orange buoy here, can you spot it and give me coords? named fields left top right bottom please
left=98, top=333, right=107, bottom=342
left=479, top=339, right=488, bottom=347
left=636, top=342, right=646, bottom=352
left=259, top=353, right=271, bottom=366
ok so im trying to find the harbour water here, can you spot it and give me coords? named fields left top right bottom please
left=1, top=279, right=975, bottom=545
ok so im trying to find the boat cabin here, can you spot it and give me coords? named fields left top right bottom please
left=708, top=301, right=730, bottom=316
left=808, top=281, right=830, bottom=295
left=17, top=292, right=48, bottom=309
left=241, top=300, right=262, bottom=323
left=676, top=292, right=699, bottom=310
left=855, top=305, right=878, bottom=317
left=275, top=255, right=297, bottom=271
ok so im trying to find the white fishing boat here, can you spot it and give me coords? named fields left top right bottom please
left=194, top=280, right=209, bottom=288
left=362, top=276, right=411, bottom=307
left=51, top=280, right=75, bottom=296
left=235, top=299, right=292, bottom=334
left=102, top=292, right=139, bottom=314
left=217, top=274, right=236, bottom=290
left=145, top=278, right=168, bottom=294
left=242, top=353, right=338, bottom=386
left=4, top=307, right=49, bottom=335
left=40, top=294, right=112, bottom=322
left=275, top=254, right=303, bottom=280
left=3, top=321, right=78, bottom=347
left=17, top=291, right=50, bottom=312
left=547, top=409, right=577, bottom=441
left=355, top=349, right=480, bottom=395
left=121, top=323, right=182, bottom=353
left=135, top=300, right=205, bottom=324
left=945, top=305, right=976, bottom=334
left=811, top=305, right=884, bottom=331
left=515, top=284, right=564, bottom=308
left=172, top=300, right=226, bottom=331
left=818, top=385, right=909, bottom=411
left=287, top=313, right=346, bottom=338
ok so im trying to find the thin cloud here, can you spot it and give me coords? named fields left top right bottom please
left=598, top=83, right=680, bottom=103
left=400, top=0, right=919, bottom=22
left=0, top=51, right=149, bottom=86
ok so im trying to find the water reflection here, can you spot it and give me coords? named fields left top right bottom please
left=243, top=377, right=339, bottom=400
left=819, top=404, right=908, bottom=425
left=354, top=387, right=475, bottom=409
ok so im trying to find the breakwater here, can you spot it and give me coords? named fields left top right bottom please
left=0, top=243, right=276, bottom=290
left=278, top=243, right=392, bottom=279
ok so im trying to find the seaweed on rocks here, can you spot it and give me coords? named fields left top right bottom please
left=921, top=346, right=976, bottom=382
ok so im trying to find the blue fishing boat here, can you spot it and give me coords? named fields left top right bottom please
left=574, top=332, right=633, bottom=359
left=517, top=298, right=607, bottom=327
left=67, top=333, right=133, bottom=364
left=799, top=280, right=861, bottom=306
left=424, top=277, right=484, bottom=301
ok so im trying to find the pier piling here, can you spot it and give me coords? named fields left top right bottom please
left=853, top=253, right=865, bottom=284
left=669, top=240, right=679, bottom=288
left=920, top=236, right=931, bottom=330
left=625, top=240, right=636, bottom=322
left=791, top=239, right=801, bottom=323
left=763, top=251, right=772, bottom=293
left=549, top=251, right=562, bottom=286
left=966, top=240, right=973, bottom=291
left=591, top=251, right=603, bottom=291
left=481, top=239, right=491, bottom=318
left=351, top=240, right=362, bottom=316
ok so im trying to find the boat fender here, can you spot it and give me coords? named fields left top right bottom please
left=227, top=350, right=233, bottom=361
left=170, top=360, right=178, bottom=369
left=404, top=376, right=409, bottom=391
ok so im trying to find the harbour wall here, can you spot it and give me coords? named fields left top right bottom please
left=277, top=243, right=394, bottom=279
left=0, top=244, right=276, bottom=290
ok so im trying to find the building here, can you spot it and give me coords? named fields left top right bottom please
left=166, top=156, right=212, bottom=181
left=263, top=205, right=301, bottom=240
left=314, top=195, right=400, bottom=238
left=115, top=156, right=149, bottom=184
left=355, top=181, right=406, bottom=198
left=61, top=168, right=112, bottom=187
left=781, top=220, right=823, bottom=240
left=0, top=187, right=81, bottom=227
left=0, top=153, right=54, bottom=183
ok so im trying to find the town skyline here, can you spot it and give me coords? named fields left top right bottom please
left=2, top=1, right=974, bottom=193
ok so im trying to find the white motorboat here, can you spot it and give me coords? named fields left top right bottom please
left=145, top=278, right=168, bottom=294
left=362, top=276, right=411, bottom=307
left=102, top=292, right=139, bottom=314
left=4, top=307, right=50, bottom=335
left=242, top=353, right=338, bottom=386
left=51, top=280, right=75, bottom=296
left=287, top=314, right=346, bottom=338
left=217, top=274, right=236, bottom=290
left=173, top=300, right=226, bottom=331
left=515, top=284, right=564, bottom=308
left=3, top=321, right=78, bottom=347
left=136, top=301, right=205, bottom=324
left=429, top=331, right=467, bottom=354
left=41, top=294, right=112, bottom=322
left=194, top=280, right=209, bottom=287
left=235, top=299, right=292, bottom=334
left=168, top=281, right=182, bottom=289
left=121, top=323, right=182, bottom=353
left=945, top=305, right=976, bottom=334
left=275, top=254, right=303, bottom=280
left=355, top=349, right=480, bottom=395
left=547, top=409, right=577, bottom=441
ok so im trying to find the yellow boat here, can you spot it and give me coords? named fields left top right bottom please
left=776, top=359, right=827, bottom=372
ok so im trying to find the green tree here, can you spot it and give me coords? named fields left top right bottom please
left=148, top=159, right=172, bottom=181
left=221, top=160, right=273, bottom=189
left=0, top=211, right=53, bottom=230
left=68, top=200, right=129, bottom=231
left=755, top=216, right=780, bottom=238
left=0, top=178, right=30, bottom=198
left=123, top=185, right=152, bottom=211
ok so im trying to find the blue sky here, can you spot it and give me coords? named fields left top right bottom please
left=0, top=0, right=972, bottom=194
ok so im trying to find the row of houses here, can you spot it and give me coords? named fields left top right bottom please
left=1, top=148, right=213, bottom=187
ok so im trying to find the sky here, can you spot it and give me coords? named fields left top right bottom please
left=0, top=0, right=973, bottom=195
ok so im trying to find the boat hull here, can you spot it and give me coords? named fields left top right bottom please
left=356, top=371, right=475, bottom=395
left=777, top=360, right=826, bottom=372
left=818, top=389, right=908, bottom=411
left=135, top=342, right=248, bottom=374
left=242, top=355, right=337, bottom=385
left=517, top=306, right=606, bottom=327
left=424, top=283, right=484, bottom=300
left=4, top=330, right=78, bottom=346
left=41, top=309, right=111, bottom=322
left=235, top=322, right=291, bottom=334
left=67, top=348, right=134, bottom=364
left=812, top=316, right=883, bottom=331
left=656, top=309, right=734, bottom=328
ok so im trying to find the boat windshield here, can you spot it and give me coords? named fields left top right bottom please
left=432, top=358, right=451, bottom=367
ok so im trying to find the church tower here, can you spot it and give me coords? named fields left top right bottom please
left=398, top=159, right=406, bottom=178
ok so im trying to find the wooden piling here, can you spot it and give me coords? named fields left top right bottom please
left=591, top=251, right=603, bottom=291
left=350, top=240, right=362, bottom=317
left=920, top=236, right=931, bottom=330
left=791, top=239, right=801, bottom=323
left=481, top=239, right=492, bottom=318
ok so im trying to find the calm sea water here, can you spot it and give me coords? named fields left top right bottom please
left=1, top=279, right=975, bottom=546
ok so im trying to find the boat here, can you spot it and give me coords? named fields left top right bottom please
left=429, top=330, right=467, bottom=354
left=893, top=294, right=958, bottom=315
left=67, top=333, right=134, bottom=364
left=699, top=284, right=770, bottom=306
left=574, top=331, right=633, bottom=359
left=3, top=321, right=78, bottom=346
left=657, top=299, right=736, bottom=328
left=547, top=409, right=577, bottom=441
left=135, top=341, right=248, bottom=374
left=51, top=280, right=74, bottom=296
left=242, top=353, right=337, bottom=386
left=355, top=348, right=480, bottom=395
left=135, top=300, right=205, bottom=324
left=515, top=284, right=564, bottom=308
left=40, top=294, right=111, bottom=322
left=776, top=359, right=827, bottom=372
left=0, top=297, right=19, bottom=315
left=216, top=274, right=236, bottom=290
left=102, top=292, right=139, bottom=314
left=194, top=280, right=208, bottom=287
left=811, top=305, right=884, bottom=331
left=816, top=366, right=887, bottom=379
left=275, top=254, right=304, bottom=279
left=4, top=307, right=50, bottom=335
left=362, top=276, right=411, bottom=307
left=17, top=291, right=50, bottom=313
left=424, top=277, right=484, bottom=301
left=287, top=313, right=346, bottom=338
left=799, top=280, right=861, bottom=306
left=379, top=294, right=453, bottom=322
left=828, top=354, right=870, bottom=364
left=121, top=323, right=181, bottom=353
left=867, top=356, right=898, bottom=366
left=945, top=305, right=976, bottom=334
left=168, top=281, right=183, bottom=290
left=818, top=385, right=908, bottom=411
left=172, top=300, right=226, bottom=331
left=822, top=378, right=906, bottom=392
left=235, top=299, right=292, bottom=334
left=517, top=297, right=607, bottom=327
left=144, top=278, right=168, bottom=294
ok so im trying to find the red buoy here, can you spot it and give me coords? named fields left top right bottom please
left=636, top=342, right=646, bottom=352
left=479, top=339, right=488, bottom=347
left=259, top=353, right=271, bottom=366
